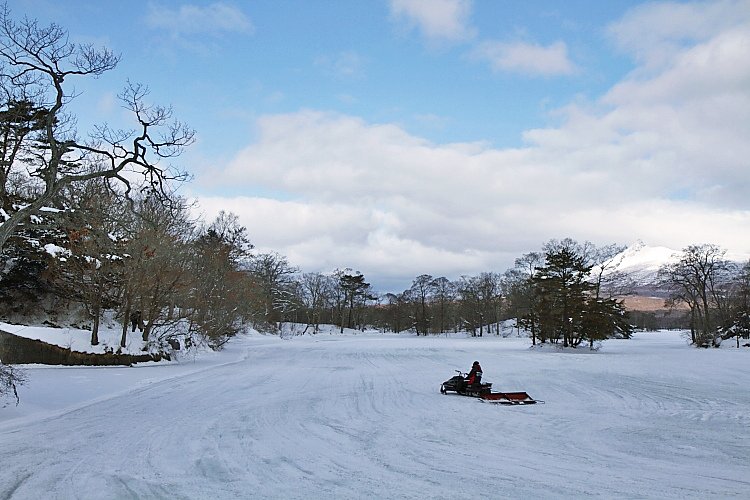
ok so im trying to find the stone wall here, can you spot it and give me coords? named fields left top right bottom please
left=0, top=329, right=169, bottom=365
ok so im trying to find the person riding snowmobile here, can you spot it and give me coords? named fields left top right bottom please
left=466, top=361, right=482, bottom=386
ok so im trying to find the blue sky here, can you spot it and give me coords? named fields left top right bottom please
left=10, top=0, right=750, bottom=290
left=25, top=1, right=637, bottom=153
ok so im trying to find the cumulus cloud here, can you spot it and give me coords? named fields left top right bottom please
left=607, top=0, right=750, bottom=69
left=194, top=0, right=750, bottom=290
left=193, top=194, right=493, bottom=289
left=471, top=40, right=576, bottom=76
left=527, top=10, right=750, bottom=207
left=195, top=105, right=749, bottom=288
left=146, top=2, right=254, bottom=38
left=389, top=0, right=475, bottom=42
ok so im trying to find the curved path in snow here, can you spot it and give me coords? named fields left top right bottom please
left=1, top=332, right=749, bottom=499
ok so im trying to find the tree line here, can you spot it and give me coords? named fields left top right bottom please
left=366, top=239, right=634, bottom=348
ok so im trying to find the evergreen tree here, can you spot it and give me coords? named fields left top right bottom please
left=531, top=239, right=631, bottom=348
left=337, top=269, right=370, bottom=332
left=533, top=239, right=594, bottom=346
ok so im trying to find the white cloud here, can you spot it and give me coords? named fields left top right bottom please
left=606, top=0, right=750, bottom=69
left=526, top=10, right=750, bottom=207
left=193, top=0, right=750, bottom=290
left=471, top=40, right=576, bottom=76
left=146, top=2, right=254, bottom=38
left=389, top=0, right=475, bottom=42
left=196, top=102, right=750, bottom=289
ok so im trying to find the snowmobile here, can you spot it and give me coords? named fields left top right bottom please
left=440, top=370, right=538, bottom=405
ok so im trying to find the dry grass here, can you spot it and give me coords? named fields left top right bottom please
left=618, top=295, right=689, bottom=312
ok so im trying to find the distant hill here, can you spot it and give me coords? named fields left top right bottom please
left=603, top=241, right=748, bottom=313
left=600, top=241, right=679, bottom=300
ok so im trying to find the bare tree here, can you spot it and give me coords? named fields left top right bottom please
left=588, top=243, right=628, bottom=299
left=299, top=272, right=334, bottom=333
left=55, top=179, right=125, bottom=345
left=658, top=244, right=731, bottom=346
left=508, top=252, right=543, bottom=344
left=188, top=212, right=254, bottom=345
left=0, top=5, right=194, bottom=251
left=381, top=291, right=409, bottom=333
left=121, top=196, right=194, bottom=346
left=456, top=276, right=482, bottom=336
left=0, top=361, right=24, bottom=405
left=430, top=276, right=456, bottom=334
left=475, top=272, right=502, bottom=335
left=247, top=252, right=298, bottom=328
left=409, top=274, right=433, bottom=335
left=455, top=273, right=502, bottom=337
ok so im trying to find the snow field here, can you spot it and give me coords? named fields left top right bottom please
left=1, top=330, right=749, bottom=499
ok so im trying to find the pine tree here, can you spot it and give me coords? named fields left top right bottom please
left=337, top=270, right=370, bottom=332
left=531, top=239, right=632, bottom=348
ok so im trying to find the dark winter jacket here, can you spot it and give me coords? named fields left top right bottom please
left=467, top=363, right=483, bottom=384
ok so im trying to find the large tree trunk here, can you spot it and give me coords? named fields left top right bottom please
left=347, top=297, right=354, bottom=329
left=90, top=300, right=101, bottom=346
left=690, top=307, right=696, bottom=344
left=120, top=298, right=131, bottom=348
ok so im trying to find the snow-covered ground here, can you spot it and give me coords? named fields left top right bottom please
left=1, top=328, right=749, bottom=499
left=0, top=319, right=150, bottom=355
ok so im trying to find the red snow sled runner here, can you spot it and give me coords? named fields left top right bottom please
left=440, top=370, right=540, bottom=405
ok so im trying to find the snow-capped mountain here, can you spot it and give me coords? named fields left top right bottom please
left=602, top=241, right=749, bottom=299
left=598, top=241, right=681, bottom=298
left=607, top=240, right=679, bottom=283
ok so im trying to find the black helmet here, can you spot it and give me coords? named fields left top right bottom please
left=473, top=361, right=479, bottom=366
